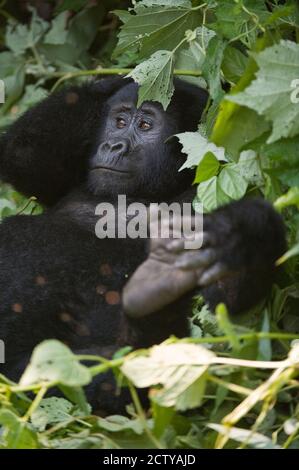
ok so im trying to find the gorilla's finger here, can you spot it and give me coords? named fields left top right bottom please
left=174, top=248, right=218, bottom=269
left=197, top=262, right=229, bottom=286
left=165, top=239, right=185, bottom=253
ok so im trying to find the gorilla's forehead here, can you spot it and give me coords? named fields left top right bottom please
left=107, top=82, right=164, bottom=113
left=108, top=82, right=139, bottom=108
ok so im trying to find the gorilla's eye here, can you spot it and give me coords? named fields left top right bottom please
left=116, top=118, right=126, bottom=129
left=139, top=120, right=152, bottom=131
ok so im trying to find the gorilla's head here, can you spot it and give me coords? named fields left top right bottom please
left=0, top=78, right=208, bottom=205
left=88, top=79, right=208, bottom=201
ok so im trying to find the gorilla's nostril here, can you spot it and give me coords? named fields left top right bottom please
left=112, top=142, right=124, bottom=151
left=110, top=141, right=128, bottom=155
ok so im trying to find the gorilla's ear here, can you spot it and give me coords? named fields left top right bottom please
left=0, top=77, right=128, bottom=206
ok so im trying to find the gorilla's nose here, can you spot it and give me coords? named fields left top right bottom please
left=100, top=139, right=129, bottom=158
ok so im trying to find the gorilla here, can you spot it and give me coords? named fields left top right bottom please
left=0, top=77, right=285, bottom=412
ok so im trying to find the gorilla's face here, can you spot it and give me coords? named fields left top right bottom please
left=87, top=82, right=190, bottom=201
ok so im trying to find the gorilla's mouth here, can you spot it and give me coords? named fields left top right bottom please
left=92, top=166, right=130, bottom=174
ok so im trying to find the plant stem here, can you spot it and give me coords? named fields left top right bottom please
left=22, top=385, right=48, bottom=422
left=181, top=331, right=299, bottom=345
left=128, top=382, right=164, bottom=450
left=50, top=68, right=202, bottom=92
left=89, top=357, right=124, bottom=376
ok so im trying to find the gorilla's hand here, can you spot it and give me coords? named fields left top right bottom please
left=122, top=214, right=222, bottom=318
left=122, top=199, right=285, bottom=319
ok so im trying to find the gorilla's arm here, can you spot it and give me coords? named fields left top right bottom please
left=122, top=198, right=286, bottom=346
left=0, top=77, right=127, bottom=206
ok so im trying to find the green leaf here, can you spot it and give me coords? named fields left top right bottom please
left=175, top=26, right=215, bottom=86
left=228, top=41, right=299, bottom=143
left=66, top=5, right=105, bottom=52
left=113, top=4, right=201, bottom=59
left=212, top=0, right=269, bottom=42
left=20, top=340, right=92, bottom=387
left=31, top=397, right=73, bottom=432
left=197, top=176, right=232, bottom=212
left=245, top=134, right=299, bottom=188
left=121, top=343, right=214, bottom=410
left=5, top=9, right=48, bottom=55
left=176, top=131, right=227, bottom=171
left=96, top=415, right=144, bottom=434
left=202, top=36, right=227, bottom=99
left=0, top=58, right=25, bottom=113
left=237, top=150, right=263, bottom=187
left=0, top=409, right=38, bottom=449
left=58, top=385, right=90, bottom=414
left=44, top=12, right=68, bottom=45
left=222, top=45, right=248, bottom=84
left=218, top=164, right=248, bottom=199
left=128, top=50, right=175, bottom=110
left=211, top=35, right=274, bottom=159
left=193, top=152, right=220, bottom=183
left=152, top=402, right=175, bottom=438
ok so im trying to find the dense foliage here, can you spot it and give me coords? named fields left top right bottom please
left=0, top=0, right=299, bottom=449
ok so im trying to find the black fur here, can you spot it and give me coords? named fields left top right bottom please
left=0, top=78, right=285, bottom=413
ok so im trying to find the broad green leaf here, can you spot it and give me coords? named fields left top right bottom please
left=66, top=5, right=105, bottom=52
left=0, top=60, right=25, bottom=113
left=176, top=131, right=227, bottom=171
left=20, top=340, right=91, bottom=387
left=218, top=164, right=248, bottom=199
left=121, top=343, right=214, bottom=410
left=31, top=397, right=73, bottom=432
left=188, top=26, right=216, bottom=63
left=0, top=409, right=38, bottom=449
left=128, top=50, right=175, bottom=110
left=193, top=152, right=220, bottom=183
left=58, top=384, right=90, bottom=414
left=152, top=402, right=175, bottom=438
left=212, top=0, right=269, bottom=43
left=39, top=43, right=83, bottom=66
left=155, top=367, right=208, bottom=410
left=245, top=134, right=299, bottom=188
left=212, top=101, right=269, bottom=161
left=44, top=12, right=68, bottom=45
left=222, top=45, right=248, bottom=84
left=175, top=47, right=206, bottom=87
left=197, top=176, right=232, bottom=212
left=122, top=343, right=215, bottom=387
left=208, top=424, right=280, bottom=449
left=228, top=41, right=299, bottom=143
left=237, top=150, right=263, bottom=187
left=96, top=415, right=144, bottom=434
left=5, top=9, right=48, bottom=55
left=202, top=36, right=226, bottom=99
left=211, top=35, right=274, bottom=158
left=113, top=4, right=201, bottom=59
left=175, top=26, right=215, bottom=86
